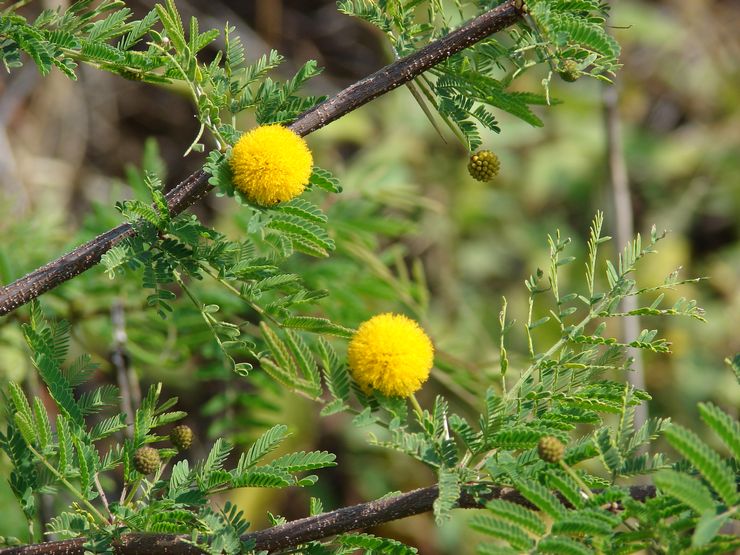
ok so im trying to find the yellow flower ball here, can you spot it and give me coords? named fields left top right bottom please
left=229, top=124, right=313, bottom=206
left=347, top=313, right=434, bottom=398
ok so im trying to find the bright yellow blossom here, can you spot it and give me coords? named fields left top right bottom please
left=229, top=124, right=313, bottom=206
left=347, top=313, right=434, bottom=398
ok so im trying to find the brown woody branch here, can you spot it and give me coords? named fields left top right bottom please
left=0, top=0, right=523, bottom=317
left=0, top=483, right=657, bottom=555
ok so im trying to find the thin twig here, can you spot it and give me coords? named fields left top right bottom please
left=0, top=1, right=524, bottom=317
left=24, top=445, right=108, bottom=526
left=22, top=379, right=47, bottom=542
left=93, top=474, right=112, bottom=520
left=603, top=81, right=648, bottom=435
left=111, top=300, right=136, bottom=437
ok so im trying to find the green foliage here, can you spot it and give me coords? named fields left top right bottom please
left=646, top=405, right=740, bottom=549
left=98, top=154, right=349, bottom=385
left=449, top=214, right=736, bottom=554
left=339, top=0, right=617, bottom=150
left=337, top=532, right=418, bottom=554
left=0, top=305, right=336, bottom=549
left=1, top=0, right=167, bottom=80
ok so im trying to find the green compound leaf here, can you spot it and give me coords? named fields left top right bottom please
left=230, top=467, right=293, bottom=489
left=338, top=532, right=418, bottom=555
left=282, top=316, right=354, bottom=338
left=63, top=354, right=99, bottom=387
left=469, top=514, right=535, bottom=552
left=698, top=402, right=740, bottom=461
left=13, top=412, right=38, bottom=447
left=491, top=427, right=546, bottom=450
left=267, top=214, right=335, bottom=255
left=86, top=7, right=131, bottom=42
left=276, top=198, right=328, bottom=224
left=77, top=384, right=120, bottom=416
left=511, top=476, right=566, bottom=519
left=8, top=383, right=34, bottom=430
left=433, top=468, right=460, bottom=524
left=593, top=426, right=623, bottom=475
left=546, top=472, right=585, bottom=510
left=664, top=423, right=737, bottom=506
left=480, top=387, right=506, bottom=440
left=16, top=28, right=54, bottom=76
left=101, top=244, right=131, bottom=279
left=154, top=1, right=186, bottom=52
left=483, top=498, right=546, bottom=536
left=476, top=545, right=522, bottom=555
left=270, top=451, right=336, bottom=473
left=550, top=509, right=619, bottom=537
left=237, top=424, right=289, bottom=472
left=283, top=330, right=321, bottom=389
left=198, top=438, right=233, bottom=481
left=654, top=469, right=717, bottom=516
left=536, top=7, right=620, bottom=59
left=118, top=8, right=158, bottom=50
left=90, top=414, right=128, bottom=442
left=692, top=510, right=733, bottom=548
left=56, top=415, right=73, bottom=475
left=309, top=167, right=342, bottom=193
left=448, top=414, right=483, bottom=454
left=167, top=459, right=191, bottom=498
left=80, top=40, right=124, bottom=63
left=260, top=324, right=322, bottom=396
left=536, top=535, right=594, bottom=555
left=148, top=509, right=196, bottom=533
left=317, top=338, right=351, bottom=409
left=34, top=353, right=84, bottom=425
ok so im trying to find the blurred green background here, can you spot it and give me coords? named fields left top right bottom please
left=0, top=0, right=738, bottom=551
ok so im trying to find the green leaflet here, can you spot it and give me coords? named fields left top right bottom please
left=698, top=402, right=740, bottom=461
left=433, top=468, right=460, bottom=524
left=664, top=424, right=737, bottom=506
left=338, top=532, right=418, bottom=555
left=237, top=424, right=289, bottom=472
left=654, top=469, right=717, bottom=516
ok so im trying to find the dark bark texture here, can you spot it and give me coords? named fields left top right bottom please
left=0, top=0, right=522, bottom=317
left=0, top=484, right=657, bottom=555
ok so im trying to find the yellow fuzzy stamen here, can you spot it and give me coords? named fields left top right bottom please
left=347, top=313, right=434, bottom=398
left=229, top=124, right=313, bottom=206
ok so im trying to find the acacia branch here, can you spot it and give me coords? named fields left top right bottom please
left=0, top=1, right=523, bottom=317
left=0, top=483, right=657, bottom=555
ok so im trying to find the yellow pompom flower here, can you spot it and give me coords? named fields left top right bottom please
left=347, top=313, right=434, bottom=398
left=229, top=124, right=313, bottom=206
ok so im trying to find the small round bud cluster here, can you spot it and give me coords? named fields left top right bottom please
left=467, top=150, right=500, bottom=182
left=558, top=60, right=581, bottom=83
left=538, top=436, right=565, bottom=463
left=170, top=425, right=194, bottom=452
left=133, top=446, right=161, bottom=474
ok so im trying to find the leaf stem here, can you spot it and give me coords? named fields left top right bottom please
left=409, top=394, right=424, bottom=420
left=94, top=474, right=112, bottom=519
left=26, top=444, right=108, bottom=525
left=198, top=262, right=282, bottom=327
left=558, top=460, right=594, bottom=499
left=507, top=308, right=597, bottom=402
